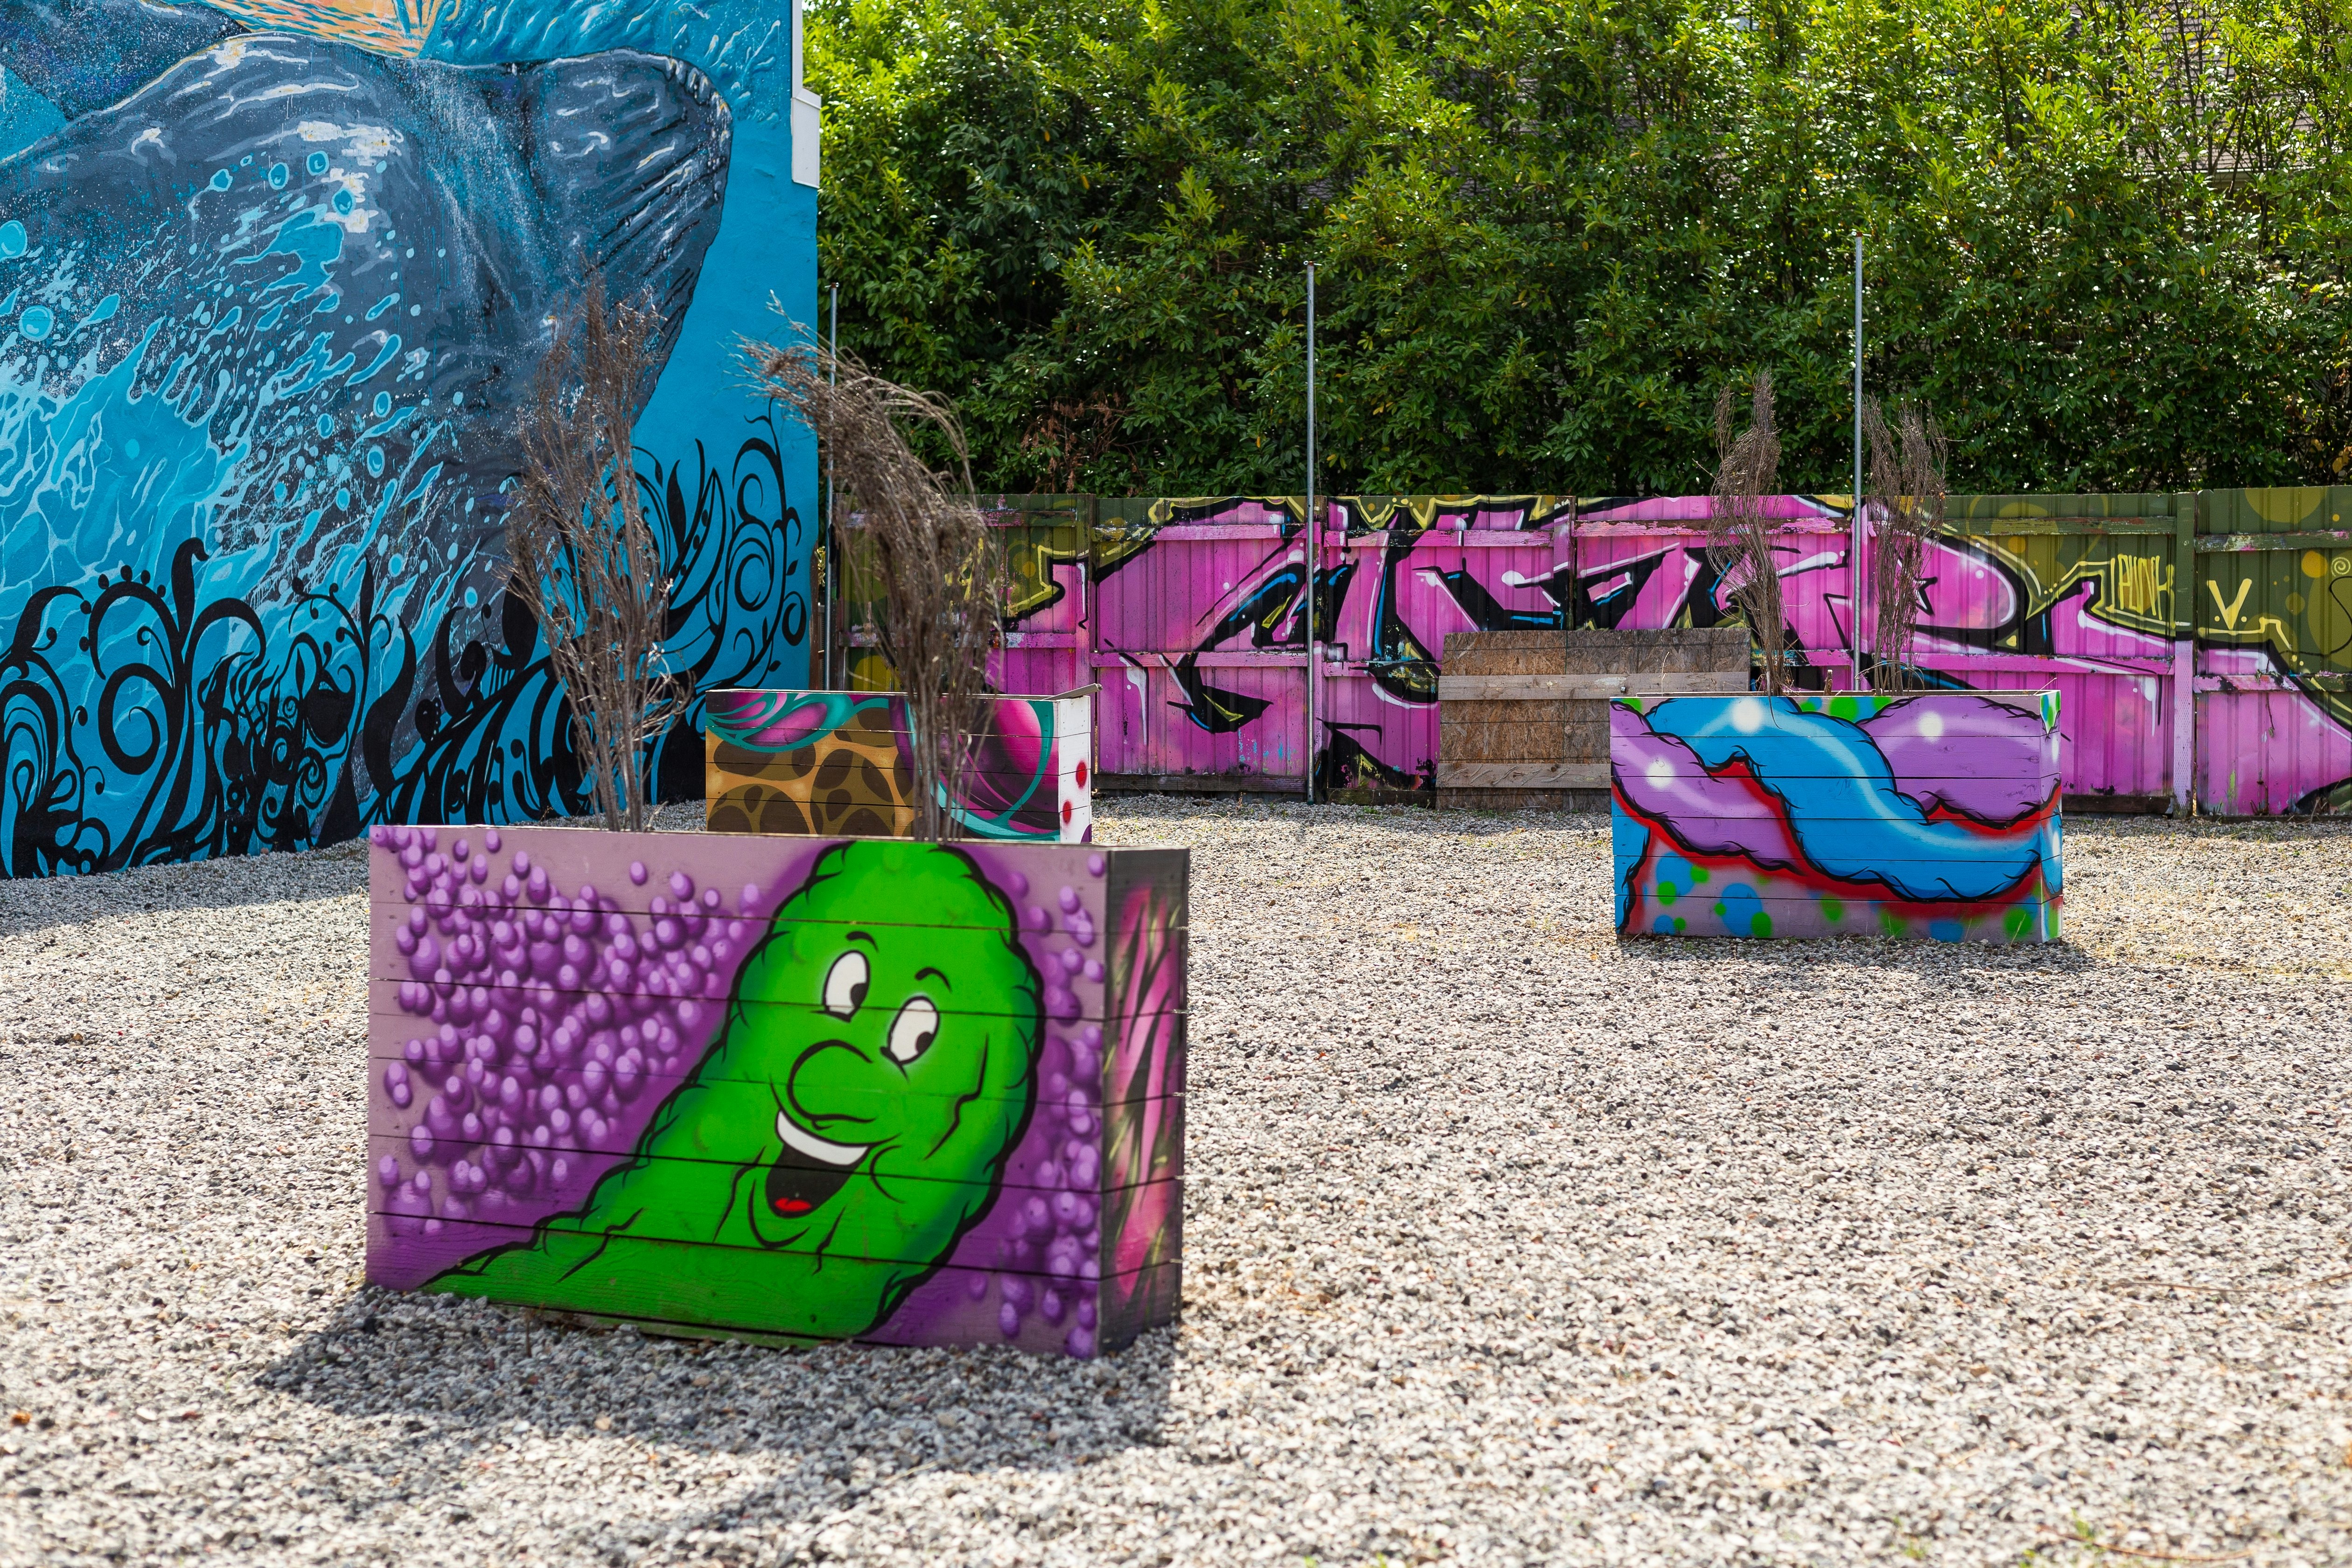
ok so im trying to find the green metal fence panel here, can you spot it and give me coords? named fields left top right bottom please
left=2191, top=488, right=2352, bottom=814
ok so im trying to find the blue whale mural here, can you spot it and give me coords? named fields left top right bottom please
left=0, top=0, right=813, bottom=873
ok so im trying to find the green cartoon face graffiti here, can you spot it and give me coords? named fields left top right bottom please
left=719, top=843, right=1044, bottom=1256
left=433, top=841, right=1044, bottom=1341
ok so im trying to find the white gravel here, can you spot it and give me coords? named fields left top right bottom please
left=3, top=801, right=2351, bottom=1567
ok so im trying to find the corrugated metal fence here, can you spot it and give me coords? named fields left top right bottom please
left=819, top=488, right=2352, bottom=815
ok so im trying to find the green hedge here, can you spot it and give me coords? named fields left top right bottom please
left=810, top=0, right=2352, bottom=499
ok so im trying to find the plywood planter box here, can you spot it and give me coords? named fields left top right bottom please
left=365, top=824, right=1184, bottom=1356
left=702, top=689, right=1096, bottom=842
left=1436, top=628, right=1749, bottom=810
left=1612, top=691, right=2063, bottom=943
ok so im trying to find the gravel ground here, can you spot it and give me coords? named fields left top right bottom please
left=3, top=801, right=2351, bottom=1567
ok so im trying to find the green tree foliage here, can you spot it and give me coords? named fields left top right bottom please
left=809, top=0, right=2352, bottom=495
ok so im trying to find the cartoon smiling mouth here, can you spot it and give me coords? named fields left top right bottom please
left=765, top=1109, right=872, bottom=1217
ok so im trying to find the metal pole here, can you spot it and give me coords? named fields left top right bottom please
left=824, top=283, right=838, bottom=690
left=1851, top=234, right=1865, bottom=694
left=1304, top=263, right=1317, bottom=806
left=2171, top=494, right=2196, bottom=814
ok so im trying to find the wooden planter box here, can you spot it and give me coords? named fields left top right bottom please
left=1612, top=691, right=2063, bottom=943
left=1437, top=629, right=1749, bottom=810
left=364, top=824, right=1184, bottom=1356
left=702, top=689, right=1095, bottom=843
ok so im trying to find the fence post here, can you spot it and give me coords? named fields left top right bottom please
left=1304, top=264, right=1318, bottom=804
left=1851, top=232, right=1866, bottom=695
left=1082, top=494, right=1099, bottom=703
left=819, top=284, right=837, bottom=690
left=2171, top=491, right=2198, bottom=815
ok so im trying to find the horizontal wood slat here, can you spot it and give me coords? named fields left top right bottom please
left=372, top=1178, right=1184, bottom=1274
left=1435, top=762, right=1612, bottom=788
left=1944, top=519, right=2178, bottom=536
left=1435, top=630, right=1750, bottom=793
left=410, top=1243, right=1182, bottom=1356
left=2196, top=531, right=2352, bottom=551
left=1438, top=671, right=1748, bottom=701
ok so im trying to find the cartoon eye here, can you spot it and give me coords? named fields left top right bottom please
left=822, top=951, right=869, bottom=1018
left=886, top=997, right=939, bottom=1065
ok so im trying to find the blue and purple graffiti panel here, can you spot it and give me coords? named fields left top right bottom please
left=1611, top=692, right=2064, bottom=943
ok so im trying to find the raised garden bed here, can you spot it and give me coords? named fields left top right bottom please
left=702, top=689, right=1095, bottom=842
left=1437, top=628, right=1749, bottom=811
left=1612, top=691, right=2063, bottom=943
left=364, top=823, right=1184, bottom=1356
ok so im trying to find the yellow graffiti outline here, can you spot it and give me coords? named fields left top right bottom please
left=1942, top=529, right=2347, bottom=724
left=1933, top=530, right=2174, bottom=642
left=2207, top=577, right=2254, bottom=630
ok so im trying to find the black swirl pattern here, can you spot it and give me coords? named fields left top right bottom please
left=0, top=414, right=804, bottom=876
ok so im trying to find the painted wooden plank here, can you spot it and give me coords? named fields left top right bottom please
left=1096, top=772, right=1307, bottom=795
left=1613, top=763, right=2057, bottom=787
left=403, top=1234, right=1182, bottom=1358
left=365, top=945, right=1189, bottom=1015
left=705, top=761, right=1086, bottom=799
left=1606, top=812, right=2062, bottom=852
left=1612, top=830, right=2058, bottom=861
left=364, top=1048, right=1145, bottom=1234
left=1608, top=792, right=2062, bottom=822
left=1613, top=851, right=2052, bottom=880
left=1436, top=762, right=1612, bottom=788
left=701, top=689, right=1095, bottom=845
left=1624, top=892, right=2058, bottom=944
left=1941, top=519, right=2177, bottom=536
left=2194, top=530, right=2352, bottom=551
left=2194, top=671, right=2350, bottom=693
left=363, top=1056, right=1186, bottom=1133
left=366, top=1123, right=1187, bottom=1187
left=375, top=832, right=1148, bottom=917
left=1615, top=690, right=2061, bottom=719
left=1138, top=523, right=1291, bottom=541
left=370, top=1175, right=1182, bottom=1273
left=1570, top=521, right=1851, bottom=536
left=1612, top=694, right=2059, bottom=738
left=364, top=1018, right=1193, bottom=1136
left=369, top=930, right=1189, bottom=1030
left=1439, top=672, right=1747, bottom=700
left=368, top=989, right=1184, bottom=1050
left=1610, top=750, right=2056, bottom=780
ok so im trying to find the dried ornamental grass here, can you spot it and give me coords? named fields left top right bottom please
left=1708, top=371, right=1788, bottom=693
left=747, top=331, right=1004, bottom=840
left=1864, top=398, right=1950, bottom=694
left=505, top=274, right=680, bottom=832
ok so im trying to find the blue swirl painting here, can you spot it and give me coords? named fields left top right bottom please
left=1610, top=692, right=2066, bottom=944
left=0, top=0, right=814, bottom=873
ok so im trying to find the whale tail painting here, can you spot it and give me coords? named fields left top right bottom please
left=0, top=0, right=814, bottom=875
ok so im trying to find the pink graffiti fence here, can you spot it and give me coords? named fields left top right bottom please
left=822, top=489, right=2352, bottom=815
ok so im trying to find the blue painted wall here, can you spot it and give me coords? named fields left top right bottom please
left=0, top=0, right=815, bottom=872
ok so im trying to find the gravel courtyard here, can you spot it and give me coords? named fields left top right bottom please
left=3, top=801, right=2350, bottom=1567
